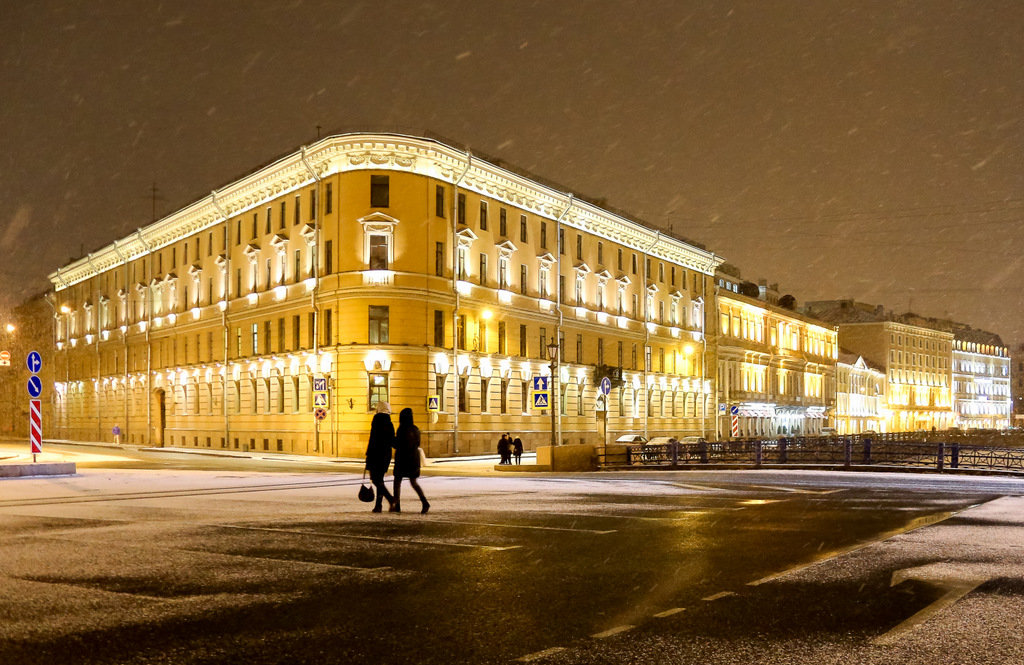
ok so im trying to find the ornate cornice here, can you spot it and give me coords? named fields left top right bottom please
left=49, top=133, right=725, bottom=290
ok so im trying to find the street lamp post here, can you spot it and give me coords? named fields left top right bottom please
left=547, top=340, right=559, bottom=447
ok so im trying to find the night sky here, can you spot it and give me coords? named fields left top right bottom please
left=3, top=1, right=1022, bottom=342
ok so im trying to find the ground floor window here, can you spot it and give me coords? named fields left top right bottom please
left=368, top=372, right=388, bottom=411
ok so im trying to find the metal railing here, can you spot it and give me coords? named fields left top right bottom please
left=606, top=435, right=1024, bottom=476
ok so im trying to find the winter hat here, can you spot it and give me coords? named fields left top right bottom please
left=376, top=401, right=392, bottom=414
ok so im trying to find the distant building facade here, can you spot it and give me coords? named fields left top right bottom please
left=715, top=291, right=836, bottom=438
left=805, top=301, right=954, bottom=432
left=48, top=133, right=723, bottom=457
left=950, top=330, right=1010, bottom=430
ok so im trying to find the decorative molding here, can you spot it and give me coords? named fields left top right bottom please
left=49, top=133, right=725, bottom=290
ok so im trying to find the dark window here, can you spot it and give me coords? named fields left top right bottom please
left=369, top=235, right=388, bottom=270
left=324, top=240, right=333, bottom=275
left=597, top=242, right=603, bottom=265
left=498, top=321, right=506, bottom=355
left=631, top=343, right=637, bottom=370
left=236, top=220, right=242, bottom=245
left=457, top=315, right=466, bottom=349
left=499, top=208, right=507, bottom=236
left=264, top=320, right=272, bottom=355
left=310, top=188, right=317, bottom=220
left=368, top=306, right=389, bottom=344
left=520, top=214, right=527, bottom=243
left=559, top=228, right=565, bottom=254
left=294, top=195, right=300, bottom=224
left=617, top=248, right=623, bottom=271
left=277, top=318, right=285, bottom=353
left=280, top=201, right=287, bottom=229
left=519, top=324, right=527, bottom=357
left=265, top=207, right=272, bottom=234
left=435, top=185, right=445, bottom=217
left=659, top=262, right=664, bottom=282
left=479, top=201, right=488, bottom=230
left=632, top=254, right=638, bottom=274
left=435, top=242, right=444, bottom=277
left=520, top=264, right=528, bottom=295
left=292, top=315, right=300, bottom=350
left=576, top=235, right=582, bottom=260
left=457, top=193, right=466, bottom=223
left=294, top=249, right=301, bottom=283
left=323, top=309, right=333, bottom=346
left=479, top=253, right=487, bottom=286
left=370, top=175, right=389, bottom=207
left=252, top=213, right=258, bottom=240
left=540, top=221, right=547, bottom=249
left=671, top=266, right=676, bottom=286
left=458, top=377, right=468, bottom=412
left=576, top=334, right=583, bottom=363
left=325, top=182, right=333, bottom=214
left=646, top=258, right=651, bottom=279
left=434, top=310, right=444, bottom=347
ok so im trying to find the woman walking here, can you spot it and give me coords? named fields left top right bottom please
left=365, top=402, right=395, bottom=513
left=392, top=407, right=430, bottom=514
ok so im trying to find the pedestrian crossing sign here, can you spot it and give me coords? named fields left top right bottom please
left=533, top=390, right=550, bottom=409
left=427, top=395, right=440, bottom=412
left=313, top=392, right=329, bottom=408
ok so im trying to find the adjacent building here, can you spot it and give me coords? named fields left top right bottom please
left=48, top=133, right=723, bottom=457
left=834, top=352, right=886, bottom=434
left=715, top=288, right=837, bottom=438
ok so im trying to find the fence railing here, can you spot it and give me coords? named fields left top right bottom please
left=605, top=436, right=1024, bottom=475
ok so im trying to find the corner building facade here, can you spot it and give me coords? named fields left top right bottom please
left=49, top=134, right=722, bottom=457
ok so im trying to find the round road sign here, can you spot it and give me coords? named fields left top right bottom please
left=27, top=375, right=43, bottom=398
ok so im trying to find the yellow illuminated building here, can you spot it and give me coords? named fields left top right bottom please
left=715, top=291, right=837, bottom=437
left=835, top=353, right=886, bottom=434
left=49, top=133, right=723, bottom=457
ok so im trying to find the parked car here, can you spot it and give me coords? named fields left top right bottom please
left=614, top=434, right=648, bottom=444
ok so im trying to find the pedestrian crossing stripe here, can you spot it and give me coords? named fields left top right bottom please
left=533, top=391, right=549, bottom=409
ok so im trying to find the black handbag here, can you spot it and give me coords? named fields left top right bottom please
left=358, top=470, right=374, bottom=503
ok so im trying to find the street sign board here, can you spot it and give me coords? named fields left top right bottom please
left=532, top=391, right=550, bottom=409
left=595, top=393, right=607, bottom=412
left=0, top=350, right=10, bottom=366
left=730, top=405, right=739, bottom=416
left=314, top=407, right=328, bottom=421
left=533, top=376, right=549, bottom=392
left=427, top=395, right=440, bottom=412
left=27, top=375, right=42, bottom=398
left=599, top=376, right=611, bottom=396
left=313, top=392, right=329, bottom=408
left=313, top=376, right=328, bottom=392
left=29, top=398, right=42, bottom=454
left=719, top=403, right=727, bottom=414
left=26, top=350, right=42, bottom=374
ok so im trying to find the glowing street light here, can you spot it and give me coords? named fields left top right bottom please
left=547, top=339, right=560, bottom=447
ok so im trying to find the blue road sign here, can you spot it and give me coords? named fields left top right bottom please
left=313, top=376, right=328, bottom=391
left=27, top=375, right=42, bottom=398
left=26, top=350, right=42, bottom=374
left=599, top=376, right=611, bottom=396
left=427, top=395, right=440, bottom=412
left=533, top=376, right=549, bottom=392
left=730, top=405, right=739, bottom=416
left=533, top=391, right=550, bottom=409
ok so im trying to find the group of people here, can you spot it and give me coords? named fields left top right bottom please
left=365, top=402, right=430, bottom=514
left=497, top=433, right=524, bottom=465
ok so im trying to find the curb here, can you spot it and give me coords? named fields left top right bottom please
left=0, top=462, right=77, bottom=479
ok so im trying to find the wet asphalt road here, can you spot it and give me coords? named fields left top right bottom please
left=1, top=444, right=1023, bottom=664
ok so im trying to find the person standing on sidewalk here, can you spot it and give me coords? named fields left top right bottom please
left=365, top=402, right=395, bottom=513
left=392, top=408, right=429, bottom=514
left=512, top=436, right=524, bottom=464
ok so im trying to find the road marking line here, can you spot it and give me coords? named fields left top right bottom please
left=872, top=579, right=986, bottom=645
left=702, top=591, right=736, bottom=601
left=211, top=524, right=520, bottom=551
left=653, top=607, right=685, bottom=618
left=539, top=510, right=709, bottom=522
left=747, top=510, right=958, bottom=587
left=744, top=485, right=845, bottom=495
left=591, top=625, right=634, bottom=639
left=516, top=646, right=566, bottom=661
left=418, top=518, right=615, bottom=535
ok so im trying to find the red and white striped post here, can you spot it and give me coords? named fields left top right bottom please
left=29, top=398, right=42, bottom=462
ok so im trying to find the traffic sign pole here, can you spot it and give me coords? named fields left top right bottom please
left=27, top=350, right=43, bottom=461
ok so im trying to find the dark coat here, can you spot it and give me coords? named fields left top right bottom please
left=393, top=408, right=422, bottom=479
left=365, top=412, right=394, bottom=476
left=498, top=436, right=512, bottom=455
left=512, top=438, right=524, bottom=455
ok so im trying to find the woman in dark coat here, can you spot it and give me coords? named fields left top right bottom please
left=365, top=402, right=395, bottom=513
left=392, top=407, right=429, bottom=514
left=512, top=437, right=524, bottom=465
